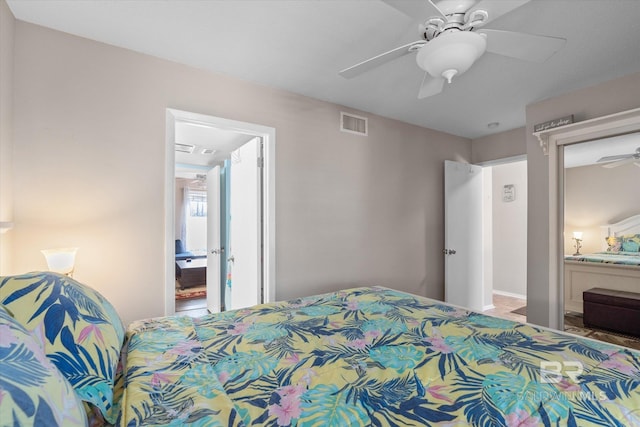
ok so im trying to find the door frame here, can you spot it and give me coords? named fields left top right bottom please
left=534, top=106, right=640, bottom=329
left=206, top=165, right=222, bottom=313
left=164, top=108, right=276, bottom=316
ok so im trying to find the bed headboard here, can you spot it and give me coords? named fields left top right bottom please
left=600, top=214, right=640, bottom=250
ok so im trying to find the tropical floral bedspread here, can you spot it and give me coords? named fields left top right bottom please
left=564, top=251, right=640, bottom=266
left=120, top=287, right=640, bottom=426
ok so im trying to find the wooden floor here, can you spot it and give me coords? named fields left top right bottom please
left=175, top=297, right=208, bottom=317
left=484, top=293, right=527, bottom=322
left=486, top=293, right=640, bottom=350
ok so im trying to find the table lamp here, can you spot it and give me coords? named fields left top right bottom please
left=572, top=232, right=583, bottom=256
left=41, top=247, right=78, bottom=277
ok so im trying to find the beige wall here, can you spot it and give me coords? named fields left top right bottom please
left=0, top=0, right=14, bottom=274
left=525, top=71, right=640, bottom=326
left=472, top=127, right=526, bottom=164
left=564, top=162, right=640, bottom=254
left=491, top=161, right=527, bottom=298
left=8, top=21, right=470, bottom=325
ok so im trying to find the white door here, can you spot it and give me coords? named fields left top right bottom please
left=444, top=160, right=484, bottom=311
left=229, top=137, right=262, bottom=310
left=206, top=166, right=222, bottom=313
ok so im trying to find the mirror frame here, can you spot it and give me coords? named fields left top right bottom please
left=534, top=107, right=640, bottom=329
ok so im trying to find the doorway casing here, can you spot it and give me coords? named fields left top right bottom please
left=164, top=109, right=276, bottom=316
left=534, top=106, right=640, bottom=330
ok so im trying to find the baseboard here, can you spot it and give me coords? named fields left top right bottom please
left=493, top=290, right=527, bottom=301
left=483, top=304, right=495, bottom=311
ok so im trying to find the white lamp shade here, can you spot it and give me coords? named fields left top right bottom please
left=41, top=248, right=78, bottom=275
left=416, top=31, right=487, bottom=82
left=572, top=231, right=583, bottom=239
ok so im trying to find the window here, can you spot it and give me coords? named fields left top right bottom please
left=184, top=188, right=207, bottom=253
left=189, top=190, right=207, bottom=217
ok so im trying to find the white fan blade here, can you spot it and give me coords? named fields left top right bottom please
left=339, top=41, right=424, bottom=78
left=466, top=0, right=530, bottom=26
left=634, top=161, right=640, bottom=168
left=383, top=0, right=445, bottom=19
left=418, top=73, right=445, bottom=99
left=597, top=154, right=632, bottom=163
left=479, top=29, right=566, bottom=62
left=601, top=157, right=636, bottom=168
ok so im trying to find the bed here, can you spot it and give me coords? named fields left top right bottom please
left=1, top=273, right=640, bottom=426
left=564, top=214, right=640, bottom=313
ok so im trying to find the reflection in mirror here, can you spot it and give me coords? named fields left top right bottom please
left=562, top=132, right=640, bottom=333
left=564, top=132, right=640, bottom=254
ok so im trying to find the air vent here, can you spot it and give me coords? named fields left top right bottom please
left=175, top=143, right=195, bottom=153
left=201, top=148, right=216, bottom=155
left=341, top=112, right=368, bottom=136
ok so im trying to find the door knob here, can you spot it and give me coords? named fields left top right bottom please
left=227, top=255, right=235, bottom=263
left=443, top=249, right=457, bottom=255
left=210, top=247, right=225, bottom=255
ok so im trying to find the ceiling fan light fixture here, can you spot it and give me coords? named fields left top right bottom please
left=416, top=31, right=487, bottom=82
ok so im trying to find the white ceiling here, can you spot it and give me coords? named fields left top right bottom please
left=175, top=121, right=255, bottom=168
left=564, top=132, right=640, bottom=168
left=8, top=0, right=640, bottom=140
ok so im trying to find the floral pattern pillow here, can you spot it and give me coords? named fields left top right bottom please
left=0, top=272, right=125, bottom=423
left=0, top=304, right=88, bottom=426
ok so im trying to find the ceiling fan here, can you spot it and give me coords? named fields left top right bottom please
left=597, top=147, right=640, bottom=168
left=339, top=0, right=566, bottom=99
left=189, top=174, right=208, bottom=185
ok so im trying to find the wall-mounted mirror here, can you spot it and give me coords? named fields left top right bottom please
left=562, top=132, right=640, bottom=344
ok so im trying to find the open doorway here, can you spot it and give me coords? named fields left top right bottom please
left=489, top=159, right=528, bottom=296
left=164, top=109, right=276, bottom=316
left=478, top=157, right=528, bottom=321
left=485, top=158, right=528, bottom=321
left=174, top=168, right=209, bottom=314
left=443, top=157, right=528, bottom=318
